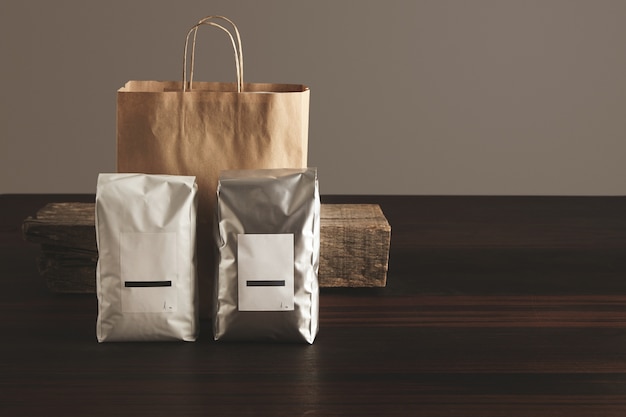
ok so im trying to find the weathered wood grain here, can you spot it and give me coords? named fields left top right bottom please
left=22, top=202, right=391, bottom=292
left=320, top=204, right=391, bottom=287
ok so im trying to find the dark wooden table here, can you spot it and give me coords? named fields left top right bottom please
left=2, top=194, right=626, bottom=416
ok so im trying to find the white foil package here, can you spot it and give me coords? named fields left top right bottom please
left=95, top=173, right=199, bottom=342
left=214, top=168, right=320, bottom=343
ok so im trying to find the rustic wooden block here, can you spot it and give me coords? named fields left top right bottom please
left=23, top=202, right=390, bottom=292
left=22, top=203, right=97, bottom=293
left=320, top=204, right=391, bottom=287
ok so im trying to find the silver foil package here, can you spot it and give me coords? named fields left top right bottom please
left=95, top=173, right=199, bottom=342
left=213, top=168, right=320, bottom=343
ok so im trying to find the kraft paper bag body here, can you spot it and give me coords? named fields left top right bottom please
left=117, top=17, right=309, bottom=317
left=95, top=173, right=199, bottom=342
left=214, top=168, right=320, bottom=344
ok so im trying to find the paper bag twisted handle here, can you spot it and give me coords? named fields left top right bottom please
left=183, top=16, right=244, bottom=92
left=182, top=20, right=241, bottom=92
left=194, top=16, right=243, bottom=90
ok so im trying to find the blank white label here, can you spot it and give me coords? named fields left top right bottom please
left=238, top=234, right=294, bottom=311
left=120, top=232, right=178, bottom=313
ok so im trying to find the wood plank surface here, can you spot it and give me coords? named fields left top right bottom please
left=22, top=202, right=391, bottom=291
left=320, top=204, right=390, bottom=286
left=2, top=194, right=626, bottom=417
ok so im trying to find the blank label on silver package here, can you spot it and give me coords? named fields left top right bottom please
left=120, top=231, right=178, bottom=313
left=238, top=233, right=294, bottom=311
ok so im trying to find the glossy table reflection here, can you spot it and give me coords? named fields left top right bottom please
left=2, top=194, right=626, bottom=416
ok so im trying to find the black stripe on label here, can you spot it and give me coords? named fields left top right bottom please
left=246, top=280, right=286, bottom=287
left=124, top=281, right=172, bottom=288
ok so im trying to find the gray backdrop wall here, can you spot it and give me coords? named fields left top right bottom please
left=1, top=0, right=625, bottom=195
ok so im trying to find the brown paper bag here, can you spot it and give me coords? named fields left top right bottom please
left=116, top=16, right=309, bottom=317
